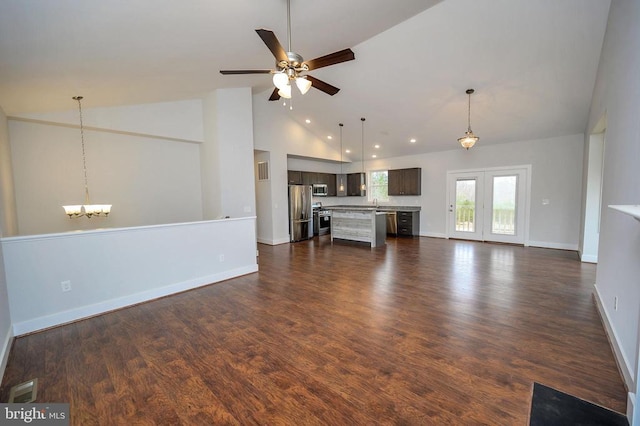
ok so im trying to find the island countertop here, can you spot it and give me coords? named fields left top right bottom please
left=324, top=205, right=421, bottom=212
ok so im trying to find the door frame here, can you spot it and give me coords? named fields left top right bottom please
left=446, top=165, right=532, bottom=245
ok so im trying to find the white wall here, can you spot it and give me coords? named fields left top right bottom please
left=0, top=108, right=14, bottom=382
left=2, top=218, right=258, bottom=335
left=580, top=132, right=604, bottom=263
left=587, top=0, right=640, bottom=420
left=254, top=150, right=274, bottom=244
left=9, top=120, right=203, bottom=235
left=16, top=99, right=204, bottom=143
left=217, top=88, right=257, bottom=219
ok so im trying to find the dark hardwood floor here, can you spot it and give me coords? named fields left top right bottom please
left=0, top=236, right=627, bottom=424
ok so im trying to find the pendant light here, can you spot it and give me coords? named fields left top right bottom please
left=338, top=123, right=345, bottom=192
left=360, top=117, right=366, bottom=191
left=458, top=88, right=479, bottom=150
left=62, top=96, right=112, bottom=218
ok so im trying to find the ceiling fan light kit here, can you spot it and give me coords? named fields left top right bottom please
left=220, top=0, right=355, bottom=101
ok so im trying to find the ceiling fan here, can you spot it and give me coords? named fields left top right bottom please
left=219, top=0, right=355, bottom=101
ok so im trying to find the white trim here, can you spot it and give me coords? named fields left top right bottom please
left=580, top=252, right=598, bottom=263
left=527, top=240, right=579, bottom=251
left=0, top=324, right=13, bottom=382
left=420, top=232, right=447, bottom=239
left=1, top=217, right=256, bottom=244
left=594, top=284, right=634, bottom=389
left=257, top=236, right=291, bottom=246
left=12, top=265, right=258, bottom=336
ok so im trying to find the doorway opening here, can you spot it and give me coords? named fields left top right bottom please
left=446, top=166, right=531, bottom=244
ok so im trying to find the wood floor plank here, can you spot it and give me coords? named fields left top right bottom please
left=0, top=236, right=628, bottom=424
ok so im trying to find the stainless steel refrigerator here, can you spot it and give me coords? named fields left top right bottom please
left=289, top=185, right=313, bottom=242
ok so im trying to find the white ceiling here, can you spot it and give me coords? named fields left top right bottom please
left=0, top=0, right=610, bottom=158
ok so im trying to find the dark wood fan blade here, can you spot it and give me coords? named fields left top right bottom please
left=268, top=87, right=281, bottom=101
left=304, top=48, right=355, bottom=71
left=220, top=69, right=272, bottom=75
left=306, top=75, right=340, bottom=96
left=256, top=29, right=287, bottom=63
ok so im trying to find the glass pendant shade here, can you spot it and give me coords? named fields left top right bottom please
left=458, top=131, right=479, bottom=150
left=295, top=77, right=312, bottom=95
left=278, top=84, right=292, bottom=99
left=272, top=72, right=289, bottom=90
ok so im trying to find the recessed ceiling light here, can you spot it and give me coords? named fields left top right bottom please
left=374, top=144, right=380, bottom=149
left=305, top=119, right=311, bottom=124
left=327, top=135, right=333, bottom=140
left=372, top=154, right=377, bottom=158
left=410, top=138, right=417, bottom=143
left=345, top=149, right=351, bottom=153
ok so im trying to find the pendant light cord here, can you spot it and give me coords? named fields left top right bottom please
left=361, top=117, right=365, bottom=173
left=467, top=91, right=472, bottom=132
left=339, top=123, right=343, bottom=174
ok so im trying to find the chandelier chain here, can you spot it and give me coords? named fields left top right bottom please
left=74, top=96, right=91, bottom=204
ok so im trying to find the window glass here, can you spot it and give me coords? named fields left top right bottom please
left=369, top=170, right=389, bottom=202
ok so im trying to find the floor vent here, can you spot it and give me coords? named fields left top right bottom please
left=8, top=378, right=38, bottom=403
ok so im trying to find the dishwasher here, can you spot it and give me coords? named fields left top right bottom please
left=386, top=211, right=397, bottom=236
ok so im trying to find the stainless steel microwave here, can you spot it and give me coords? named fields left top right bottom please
left=312, top=183, right=328, bottom=196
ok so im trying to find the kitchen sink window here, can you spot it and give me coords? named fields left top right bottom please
left=369, top=170, right=389, bottom=203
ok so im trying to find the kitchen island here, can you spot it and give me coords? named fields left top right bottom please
left=326, top=206, right=387, bottom=247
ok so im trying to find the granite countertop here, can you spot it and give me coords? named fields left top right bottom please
left=325, top=205, right=421, bottom=212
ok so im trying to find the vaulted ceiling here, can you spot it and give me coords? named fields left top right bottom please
left=0, top=0, right=610, bottom=158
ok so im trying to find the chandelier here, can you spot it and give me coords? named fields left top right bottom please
left=458, top=88, right=480, bottom=150
left=62, top=96, right=112, bottom=218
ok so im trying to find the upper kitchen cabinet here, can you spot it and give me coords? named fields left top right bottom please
left=288, top=170, right=302, bottom=185
left=347, top=173, right=366, bottom=197
left=318, top=173, right=337, bottom=196
left=388, top=168, right=421, bottom=196
left=287, top=170, right=337, bottom=196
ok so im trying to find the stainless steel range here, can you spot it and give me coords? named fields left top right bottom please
left=312, top=202, right=331, bottom=236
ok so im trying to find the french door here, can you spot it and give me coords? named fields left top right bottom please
left=447, top=167, right=529, bottom=244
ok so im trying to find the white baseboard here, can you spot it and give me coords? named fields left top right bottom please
left=12, top=265, right=258, bottom=336
left=593, top=284, right=634, bottom=390
left=627, top=391, right=635, bottom=425
left=420, top=232, right=447, bottom=239
left=0, top=324, right=13, bottom=383
left=257, top=236, right=290, bottom=246
left=527, top=240, right=579, bottom=251
left=580, top=253, right=598, bottom=263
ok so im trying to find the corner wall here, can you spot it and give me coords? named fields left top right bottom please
left=586, top=0, right=640, bottom=420
left=0, top=108, right=14, bottom=380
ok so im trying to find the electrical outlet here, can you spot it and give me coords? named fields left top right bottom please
left=219, top=254, right=225, bottom=262
left=614, top=296, right=618, bottom=311
left=61, top=280, right=72, bottom=292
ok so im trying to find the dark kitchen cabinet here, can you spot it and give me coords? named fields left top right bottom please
left=319, top=173, right=337, bottom=196
left=288, top=170, right=303, bottom=185
left=288, top=170, right=337, bottom=196
left=388, top=168, right=421, bottom=196
left=347, top=173, right=366, bottom=196
left=397, top=211, right=420, bottom=237
left=302, top=172, right=317, bottom=186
